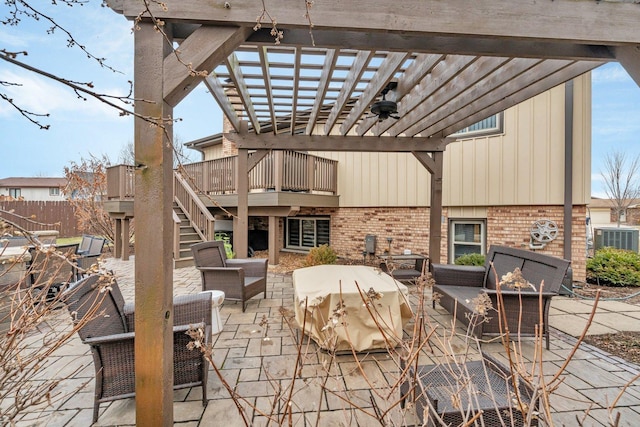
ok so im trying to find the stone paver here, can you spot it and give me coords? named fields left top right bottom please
left=10, top=255, right=640, bottom=426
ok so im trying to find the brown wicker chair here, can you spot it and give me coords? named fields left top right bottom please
left=76, top=236, right=106, bottom=278
left=62, top=275, right=211, bottom=423
left=432, top=245, right=570, bottom=349
left=190, top=240, right=268, bottom=312
left=27, top=243, right=79, bottom=301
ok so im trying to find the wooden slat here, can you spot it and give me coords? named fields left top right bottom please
left=323, top=50, right=374, bottom=135
left=385, top=56, right=510, bottom=137
left=340, top=52, right=410, bottom=135
left=305, top=49, right=338, bottom=135
left=370, top=55, right=477, bottom=136
left=225, top=53, right=261, bottom=134
left=401, top=58, right=542, bottom=137
left=417, top=59, right=572, bottom=137
left=258, top=46, right=278, bottom=132
left=357, top=53, right=444, bottom=135
left=203, top=71, right=240, bottom=132
left=437, top=61, right=603, bottom=137
left=291, top=48, right=301, bottom=135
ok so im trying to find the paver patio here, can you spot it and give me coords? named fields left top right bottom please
left=10, top=256, right=640, bottom=426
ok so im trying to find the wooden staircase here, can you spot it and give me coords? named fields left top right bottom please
left=173, top=203, right=202, bottom=268
left=172, top=170, right=215, bottom=269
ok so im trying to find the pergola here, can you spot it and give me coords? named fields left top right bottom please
left=107, top=1, right=640, bottom=424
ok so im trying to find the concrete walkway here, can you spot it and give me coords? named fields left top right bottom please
left=12, top=257, right=640, bottom=426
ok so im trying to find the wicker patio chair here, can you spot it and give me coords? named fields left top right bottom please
left=190, top=240, right=268, bottom=312
left=432, top=245, right=570, bottom=349
left=77, top=235, right=94, bottom=256
left=76, top=236, right=106, bottom=277
left=27, top=243, right=79, bottom=302
left=62, top=275, right=211, bottom=423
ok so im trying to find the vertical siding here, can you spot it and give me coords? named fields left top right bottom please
left=313, top=151, right=431, bottom=207
left=202, top=145, right=224, bottom=161
left=444, top=75, right=591, bottom=207
left=573, top=72, right=592, bottom=204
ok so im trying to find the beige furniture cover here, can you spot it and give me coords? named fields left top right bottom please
left=293, top=265, right=413, bottom=352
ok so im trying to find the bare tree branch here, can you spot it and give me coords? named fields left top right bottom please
left=600, top=151, right=640, bottom=227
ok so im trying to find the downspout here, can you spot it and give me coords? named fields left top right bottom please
left=564, top=80, right=574, bottom=261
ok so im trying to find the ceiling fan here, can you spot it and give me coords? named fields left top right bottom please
left=369, top=82, right=399, bottom=121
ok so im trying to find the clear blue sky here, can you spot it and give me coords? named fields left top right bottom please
left=1, top=2, right=639, bottom=198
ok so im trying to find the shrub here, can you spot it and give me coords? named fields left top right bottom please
left=586, top=247, right=640, bottom=287
left=455, top=253, right=486, bottom=266
left=303, top=244, right=337, bottom=267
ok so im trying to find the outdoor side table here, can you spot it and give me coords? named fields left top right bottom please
left=401, top=355, right=538, bottom=426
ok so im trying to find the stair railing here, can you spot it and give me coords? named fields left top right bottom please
left=173, top=170, right=215, bottom=242
left=172, top=210, right=181, bottom=260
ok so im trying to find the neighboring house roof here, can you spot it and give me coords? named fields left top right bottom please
left=0, top=177, right=67, bottom=188
left=588, top=198, right=640, bottom=209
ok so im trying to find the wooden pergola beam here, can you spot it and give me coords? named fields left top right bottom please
left=112, top=0, right=640, bottom=45
left=224, top=133, right=449, bottom=152
left=163, top=25, right=251, bottom=106
left=247, top=29, right=616, bottom=61
left=614, top=45, right=640, bottom=87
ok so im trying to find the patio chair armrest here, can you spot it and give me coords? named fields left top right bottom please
left=483, top=289, right=558, bottom=299
left=200, top=267, right=245, bottom=292
left=226, top=258, right=268, bottom=277
left=197, top=266, right=243, bottom=274
left=123, top=296, right=212, bottom=330
left=431, top=264, right=485, bottom=287
left=174, top=294, right=212, bottom=327
left=83, top=331, right=136, bottom=346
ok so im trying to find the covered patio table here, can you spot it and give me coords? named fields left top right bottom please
left=293, top=265, right=413, bottom=352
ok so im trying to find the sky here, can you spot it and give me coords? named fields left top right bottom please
left=1, top=2, right=640, bottom=198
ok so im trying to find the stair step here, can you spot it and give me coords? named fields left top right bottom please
left=174, top=257, right=194, bottom=269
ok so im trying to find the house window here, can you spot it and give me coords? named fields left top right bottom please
left=449, top=220, right=486, bottom=263
left=451, top=113, right=503, bottom=138
left=9, top=188, right=21, bottom=198
left=49, top=187, right=60, bottom=196
left=286, top=217, right=330, bottom=250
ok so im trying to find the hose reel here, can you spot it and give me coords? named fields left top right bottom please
left=529, top=219, right=559, bottom=249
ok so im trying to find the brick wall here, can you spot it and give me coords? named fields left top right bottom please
left=485, top=205, right=586, bottom=282
left=305, top=205, right=587, bottom=282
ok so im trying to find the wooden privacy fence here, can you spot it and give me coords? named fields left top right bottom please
left=0, top=201, right=79, bottom=238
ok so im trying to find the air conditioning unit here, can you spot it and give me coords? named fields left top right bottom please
left=594, top=227, right=639, bottom=252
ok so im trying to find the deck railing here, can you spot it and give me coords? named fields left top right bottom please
left=106, top=151, right=338, bottom=199
left=106, top=164, right=135, bottom=199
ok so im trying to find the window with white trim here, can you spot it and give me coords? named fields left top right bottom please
left=49, top=187, right=60, bottom=196
left=449, top=220, right=486, bottom=262
left=9, top=188, right=21, bottom=198
left=451, top=113, right=503, bottom=138
left=286, top=217, right=330, bottom=250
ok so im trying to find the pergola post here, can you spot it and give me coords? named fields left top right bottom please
left=413, top=151, right=444, bottom=266
left=268, top=215, right=280, bottom=265
left=114, top=218, right=122, bottom=259
left=133, top=21, right=174, bottom=426
left=235, top=144, right=249, bottom=258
